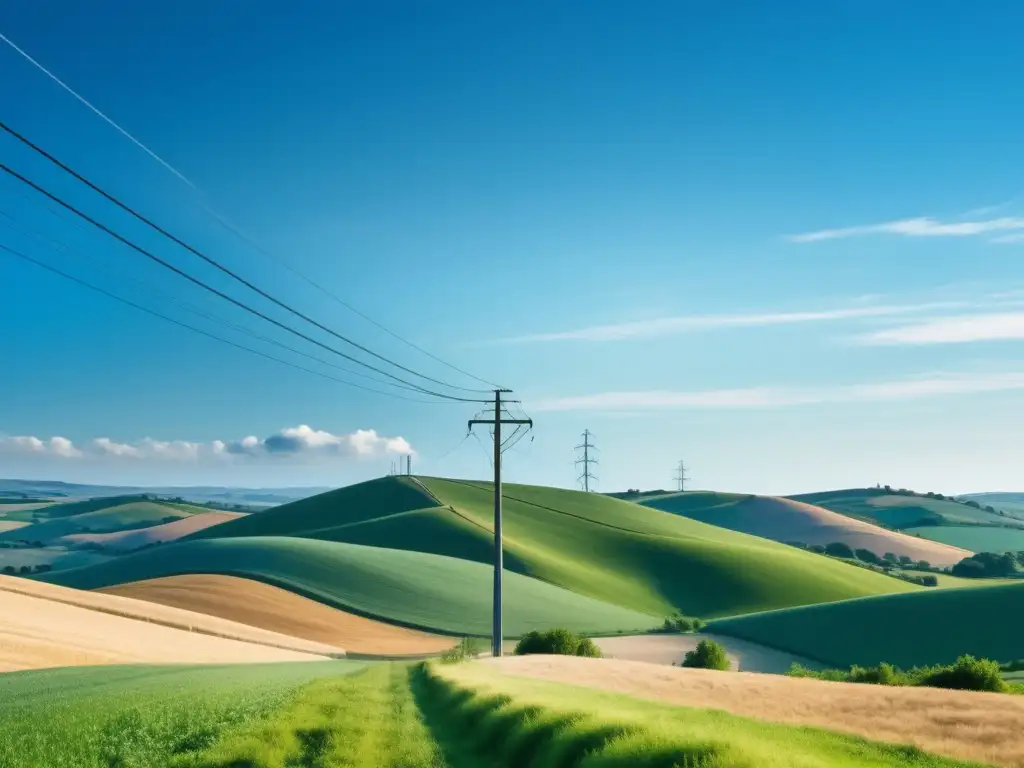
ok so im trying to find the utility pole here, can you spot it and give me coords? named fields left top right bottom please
left=468, top=389, right=532, bottom=657
left=407, top=454, right=411, bottom=476
left=674, top=460, right=689, bottom=492
left=574, top=430, right=598, bottom=492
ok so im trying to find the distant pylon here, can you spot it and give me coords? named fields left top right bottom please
left=574, top=430, right=599, bottom=492
left=674, top=460, right=689, bottom=492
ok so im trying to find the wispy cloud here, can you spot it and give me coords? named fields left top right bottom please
left=992, top=233, right=1024, bottom=244
left=0, top=425, right=413, bottom=462
left=493, top=301, right=965, bottom=344
left=855, top=313, right=1024, bottom=346
left=530, top=371, right=1024, bottom=412
left=788, top=216, right=1024, bottom=243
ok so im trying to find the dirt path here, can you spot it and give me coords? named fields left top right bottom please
left=591, top=633, right=821, bottom=673
left=103, top=574, right=458, bottom=656
left=487, top=655, right=1024, bottom=768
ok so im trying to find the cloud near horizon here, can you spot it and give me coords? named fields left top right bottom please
left=530, top=370, right=1024, bottom=412
left=491, top=300, right=967, bottom=344
left=855, top=312, right=1024, bottom=346
left=788, top=215, right=1024, bottom=243
left=0, top=425, right=413, bottom=463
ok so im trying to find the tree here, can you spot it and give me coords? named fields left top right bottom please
left=916, top=560, right=931, bottom=571
left=682, top=639, right=730, bottom=671
left=825, top=542, right=855, bottom=559
left=899, top=555, right=913, bottom=566
left=1, top=565, right=14, bottom=575
left=18, top=565, right=31, bottom=574
left=854, top=548, right=882, bottom=565
left=883, top=552, right=899, bottom=564
left=514, top=629, right=602, bottom=658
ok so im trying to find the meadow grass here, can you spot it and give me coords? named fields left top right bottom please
left=710, top=580, right=1024, bottom=668
left=41, top=535, right=656, bottom=636
left=0, top=661, right=361, bottom=768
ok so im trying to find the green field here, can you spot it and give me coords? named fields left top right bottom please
left=791, top=488, right=1024, bottom=529
left=40, top=535, right=657, bottom=636
left=187, top=476, right=916, bottom=618
left=0, top=499, right=204, bottom=543
left=0, top=660, right=362, bottom=768
left=907, top=525, right=1024, bottom=552
left=709, top=580, right=1024, bottom=668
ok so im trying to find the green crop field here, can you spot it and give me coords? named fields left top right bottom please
left=0, top=661, right=362, bottom=768
left=0, top=499, right=202, bottom=543
left=40, top=535, right=657, bottom=636
left=187, top=476, right=916, bottom=618
left=791, top=488, right=1024, bottom=529
left=709, top=580, right=1024, bottom=668
left=907, top=525, right=1024, bottom=552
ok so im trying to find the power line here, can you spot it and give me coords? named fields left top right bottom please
left=0, top=205, right=430, bottom=396
left=0, top=161, right=488, bottom=403
left=0, top=241, right=457, bottom=404
left=0, top=121, right=492, bottom=396
left=574, top=429, right=599, bottom=492
left=674, top=460, right=690, bottom=492
left=0, top=41, right=501, bottom=389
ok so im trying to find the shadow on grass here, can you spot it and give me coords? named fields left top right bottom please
left=408, top=664, right=714, bottom=768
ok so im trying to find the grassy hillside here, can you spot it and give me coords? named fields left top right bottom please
left=0, top=500, right=203, bottom=544
left=188, top=476, right=917, bottom=618
left=39, top=536, right=656, bottom=637
left=709, top=581, right=1024, bottom=668
left=906, top=525, right=1024, bottom=552
left=792, top=488, right=1024, bottom=529
left=637, top=491, right=970, bottom=566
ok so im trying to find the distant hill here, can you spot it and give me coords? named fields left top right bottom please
left=636, top=491, right=971, bottom=566
left=0, top=478, right=330, bottom=507
left=62, top=511, right=246, bottom=552
left=709, top=580, right=1024, bottom=668
left=0, top=499, right=207, bottom=545
left=185, top=475, right=916, bottom=619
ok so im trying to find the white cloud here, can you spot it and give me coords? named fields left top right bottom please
left=855, top=313, right=1024, bottom=346
left=530, top=371, right=1024, bottom=412
left=493, top=301, right=967, bottom=343
left=0, top=425, right=412, bottom=463
left=992, top=233, right=1024, bottom=244
left=788, top=216, right=1024, bottom=243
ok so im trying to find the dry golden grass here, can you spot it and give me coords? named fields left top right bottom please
left=103, top=574, right=458, bottom=656
left=0, top=578, right=330, bottom=672
left=488, top=655, right=1024, bottom=768
left=62, top=510, right=245, bottom=551
left=0, top=520, right=29, bottom=532
left=0, top=575, right=342, bottom=658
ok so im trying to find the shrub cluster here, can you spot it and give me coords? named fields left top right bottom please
left=439, top=637, right=485, bottom=664
left=513, top=629, right=602, bottom=658
left=660, top=613, right=705, bottom=633
left=788, top=654, right=1008, bottom=693
left=680, top=639, right=730, bottom=671
left=952, top=551, right=1021, bottom=578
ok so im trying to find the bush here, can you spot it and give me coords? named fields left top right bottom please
left=18, top=565, right=31, bottom=574
left=439, top=637, right=484, bottom=664
left=899, top=555, right=913, bottom=566
left=681, top=639, right=730, bottom=671
left=1, top=565, right=14, bottom=575
left=661, top=613, right=704, bottom=633
left=824, top=541, right=855, bottom=559
left=809, top=544, right=826, bottom=554
left=917, top=655, right=1007, bottom=693
left=916, top=560, right=931, bottom=571
left=513, top=629, right=602, bottom=658
left=788, top=655, right=1009, bottom=693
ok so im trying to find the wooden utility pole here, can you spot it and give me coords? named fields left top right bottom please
left=469, top=388, right=532, bottom=657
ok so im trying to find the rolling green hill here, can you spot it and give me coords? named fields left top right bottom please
left=905, top=525, right=1024, bottom=552
left=0, top=500, right=204, bottom=544
left=709, top=581, right=1024, bottom=668
left=187, top=476, right=917, bottom=618
left=790, top=488, right=1024, bottom=529
left=38, top=535, right=656, bottom=637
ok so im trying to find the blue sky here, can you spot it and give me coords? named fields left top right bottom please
left=4, top=1, right=1024, bottom=494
